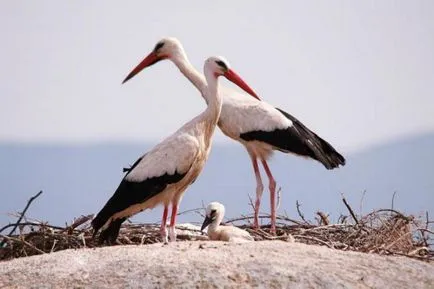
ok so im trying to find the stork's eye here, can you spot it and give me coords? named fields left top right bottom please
left=154, top=42, right=165, bottom=52
left=215, top=60, right=228, bottom=70
left=210, top=209, right=217, bottom=216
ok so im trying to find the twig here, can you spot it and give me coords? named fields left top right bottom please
left=253, top=231, right=293, bottom=241
left=338, top=214, right=348, bottom=224
left=365, top=209, right=410, bottom=220
left=247, top=194, right=259, bottom=226
left=65, top=214, right=94, bottom=232
left=80, top=233, right=86, bottom=248
left=193, top=210, right=205, bottom=219
left=342, top=194, right=359, bottom=225
left=50, top=240, right=58, bottom=253
left=1, top=234, right=45, bottom=255
left=296, top=200, right=309, bottom=224
left=391, top=191, right=397, bottom=210
left=382, top=249, right=431, bottom=262
left=422, top=211, right=431, bottom=248
left=0, top=191, right=43, bottom=247
left=247, top=194, right=255, bottom=211
left=316, top=211, right=330, bottom=225
left=225, top=214, right=304, bottom=226
left=292, top=234, right=334, bottom=249
left=359, top=189, right=366, bottom=216
left=417, top=228, right=434, bottom=235
left=140, top=234, right=148, bottom=245
left=176, top=208, right=203, bottom=216
left=303, top=223, right=351, bottom=232
left=408, top=247, right=429, bottom=256
left=0, top=222, right=64, bottom=233
left=276, top=187, right=282, bottom=211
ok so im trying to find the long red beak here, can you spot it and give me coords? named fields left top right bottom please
left=122, top=52, right=163, bottom=84
left=224, top=69, right=260, bottom=100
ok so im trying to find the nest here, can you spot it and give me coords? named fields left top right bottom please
left=1, top=191, right=433, bottom=262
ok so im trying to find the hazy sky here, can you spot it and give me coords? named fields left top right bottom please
left=1, top=1, right=433, bottom=153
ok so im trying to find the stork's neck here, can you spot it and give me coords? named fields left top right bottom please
left=173, top=54, right=207, bottom=96
left=203, top=69, right=222, bottom=126
left=193, top=68, right=222, bottom=147
left=207, top=213, right=224, bottom=234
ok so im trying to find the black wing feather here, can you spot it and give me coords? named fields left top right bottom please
left=92, top=156, right=187, bottom=243
left=240, top=107, right=345, bottom=169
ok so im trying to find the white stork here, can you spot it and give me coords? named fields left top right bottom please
left=201, top=202, right=254, bottom=242
left=91, top=56, right=259, bottom=244
left=122, top=37, right=346, bottom=234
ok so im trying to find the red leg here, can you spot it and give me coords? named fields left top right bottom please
left=261, top=160, right=277, bottom=234
left=251, top=156, right=264, bottom=230
left=160, top=204, right=169, bottom=243
left=169, top=200, right=179, bottom=242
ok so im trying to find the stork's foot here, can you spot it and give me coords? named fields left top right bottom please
left=253, top=220, right=259, bottom=231
left=253, top=204, right=260, bottom=230
left=269, top=217, right=277, bottom=235
left=160, top=226, right=168, bottom=244
left=169, top=226, right=177, bottom=242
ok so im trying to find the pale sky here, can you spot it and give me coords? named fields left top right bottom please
left=1, top=1, right=433, bottom=153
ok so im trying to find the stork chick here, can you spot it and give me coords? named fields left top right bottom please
left=201, top=202, right=254, bottom=242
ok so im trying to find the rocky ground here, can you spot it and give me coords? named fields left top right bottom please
left=1, top=241, right=433, bottom=289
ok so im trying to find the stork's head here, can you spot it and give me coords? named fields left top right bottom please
left=153, top=37, right=186, bottom=60
left=204, top=56, right=260, bottom=100
left=204, top=56, right=231, bottom=77
left=201, top=202, right=225, bottom=231
left=122, top=37, right=185, bottom=84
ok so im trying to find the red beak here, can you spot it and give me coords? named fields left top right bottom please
left=224, top=69, right=260, bottom=100
left=122, top=52, right=163, bottom=84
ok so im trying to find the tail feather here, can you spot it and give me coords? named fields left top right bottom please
left=91, top=198, right=117, bottom=237
left=275, top=108, right=346, bottom=169
left=92, top=156, right=187, bottom=244
left=91, top=189, right=126, bottom=242
left=305, top=133, right=345, bottom=169
left=91, top=199, right=126, bottom=244
left=98, top=218, right=126, bottom=245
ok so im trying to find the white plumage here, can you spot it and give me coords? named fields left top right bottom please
left=91, top=55, right=259, bottom=244
left=122, top=37, right=345, bottom=234
left=218, top=86, right=292, bottom=139
left=126, top=133, right=199, bottom=182
left=201, top=202, right=254, bottom=242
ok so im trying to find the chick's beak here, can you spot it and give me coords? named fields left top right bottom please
left=201, top=216, right=213, bottom=231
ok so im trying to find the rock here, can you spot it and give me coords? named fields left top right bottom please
left=0, top=241, right=433, bottom=289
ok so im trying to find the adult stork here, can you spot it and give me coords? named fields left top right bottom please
left=91, top=56, right=259, bottom=244
left=122, top=38, right=346, bottom=234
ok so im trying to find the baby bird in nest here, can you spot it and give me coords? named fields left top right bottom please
left=201, top=202, right=254, bottom=242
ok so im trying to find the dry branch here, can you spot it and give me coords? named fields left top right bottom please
left=0, top=191, right=43, bottom=247
left=342, top=195, right=359, bottom=224
left=316, top=211, right=330, bottom=225
left=295, top=200, right=309, bottom=224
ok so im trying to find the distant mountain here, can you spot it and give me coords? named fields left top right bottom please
left=1, top=133, right=433, bottom=227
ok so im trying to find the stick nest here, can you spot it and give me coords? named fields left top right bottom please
left=1, top=192, right=432, bottom=262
